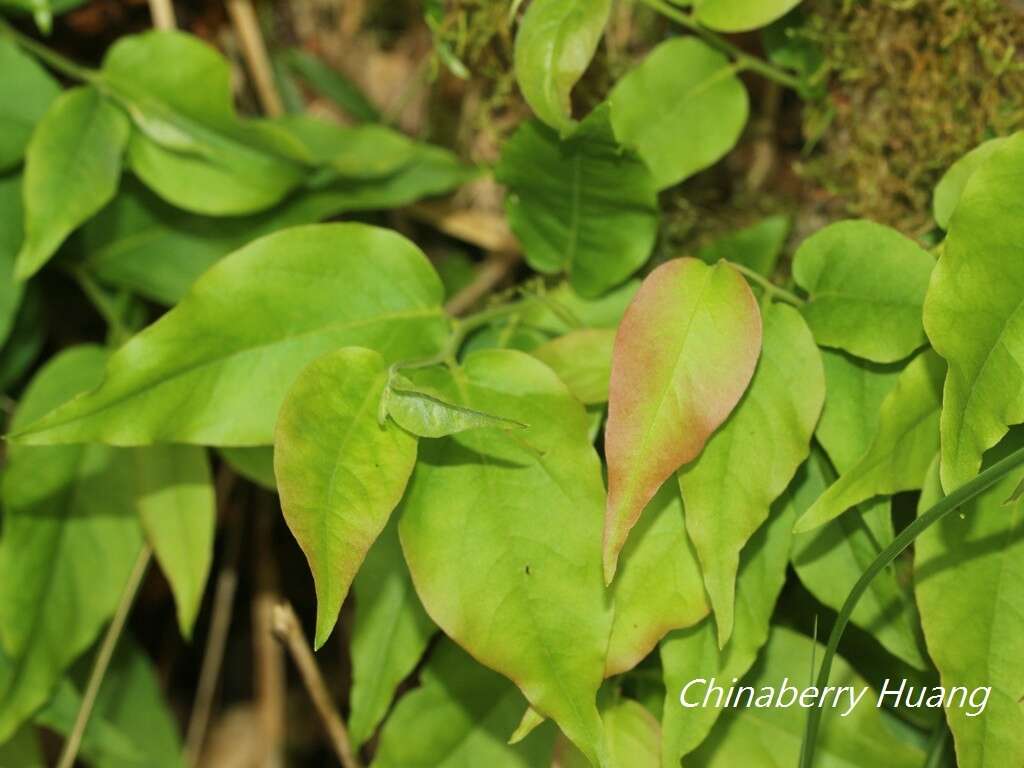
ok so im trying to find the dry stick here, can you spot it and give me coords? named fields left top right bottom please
left=445, top=251, right=522, bottom=316
left=57, top=547, right=153, bottom=768
left=273, top=602, right=363, bottom=768
left=252, top=503, right=286, bottom=768
left=147, top=0, right=177, bottom=30
left=184, top=470, right=242, bottom=767
left=227, top=0, right=284, bottom=117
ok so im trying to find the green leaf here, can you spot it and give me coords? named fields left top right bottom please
left=693, top=0, right=803, bottom=33
left=0, top=37, right=59, bottom=172
left=100, top=31, right=307, bottom=215
left=384, top=373, right=526, bottom=439
left=531, top=328, right=615, bottom=405
left=15, top=87, right=130, bottom=279
left=0, top=282, right=43, bottom=392
left=13, top=224, right=448, bottom=447
left=275, top=347, right=418, bottom=649
left=496, top=106, right=659, bottom=297
left=219, top=447, right=276, bottom=490
left=606, top=481, right=708, bottom=677
left=278, top=49, right=380, bottom=122
left=687, top=627, right=925, bottom=767
left=36, top=679, right=144, bottom=766
left=679, top=303, right=822, bottom=645
left=697, top=215, right=791, bottom=277
left=0, top=173, right=24, bottom=348
left=0, top=725, right=43, bottom=767
left=790, top=450, right=927, bottom=669
left=660, top=468, right=798, bottom=765
left=609, top=37, right=748, bottom=190
left=349, top=517, right=436, bottom=748
left=0, top=0, right=87, bottom=32
left=916, top=443, right=1024, bottom=768
left=272, top=115, right=416, bottom=179
left=933, top=137, right=1010, bottom=230
left=923, top=133, right=1024, bottom=492
left=399, top=350, right=611, bottom=764
left=792, top=220, right=935, bottom=363
left=556, top=699, right=661, bottom=768
left=134, top=445, right=215, bottom=639
left=604, top=258, right=762, bottom=583
left=0, top=346, right=144, bottom=742
left=513, top=0, right=611, bottom=132
left=795, top=349, right=944, bottom=532
left=815, top=348, right=902, bottom=473
left=371, top=639, right=556, bottom=768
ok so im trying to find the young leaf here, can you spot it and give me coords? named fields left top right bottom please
left=923, top=133, right=1024, bottom=492
left=606, top=481, right=709, bottom=677
left=693, top=0, right=804, bottom=33
left=933, top=137, right=1010, bottom=229
left=916, top=445, right=1024, bottom=768
left=0, top=37, right=60, bottom=172
left=531, top=328, right=615, bottom=405
left=679, top=302, right=823, bottom=645
left=815, top=348, right=902, bottom=473
left=660, top=470, right=798, bottom=765
left=372, top=640, right=556, bottom=768
left=349, top=518, right=436, bottom=748
left=790, top=450, right=927, bottom=669
left=609, top=37, right=749, bottom=189
left=687, top=628, right=925, bottom=768
left=513, top=0, right=612, bottom=132
left=101, top=31, right=307, bottom=215
left=792, top=220, right=935, bottom=363
left=795, top=349, right=945, bottom=532
left=385, top=374, right=526, bottom=439
left=133, top=445, right=215, bottom=639
left=496, top=105, right=659, bottom=297
left=399, top=350, right=611, bottom=764
left=0, top=346, right=144, bottom=742
left=12, top=224, right=448, bottom=447
left=604, top=258, right=762, bottom=583
left=16, top=87, right=130, bottom=279
left=275, top=347, right=418, bottom=649
left=0, top=173, right=24, bottom=348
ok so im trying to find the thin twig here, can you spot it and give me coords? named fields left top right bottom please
left=227, top=0, right=285, bottom=117
left=57, top=547, right=153, bottom=768
left=729, top=261, right=805, bottom=306
left=184, top=470, right=242, bottom=767
left=272, top=602, right=363, bottom=768
left=253, top=502, right=285, bottom=768
left=147, top=0, right=177, bottom=30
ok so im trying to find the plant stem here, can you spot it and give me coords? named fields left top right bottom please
left=0, top=16, right=97, bottom=82
left=729, top=262, right=805, bottom=306
left=74, top=269, right=132, bottom=346
left=57, top=546, right=152, bottom=768
left=799, top=444, right=1024, bottom=767
left=398, top=299, right=530, bottom=372
left=147, top=0, right=177, bottom=30
left=637, top=0, right=804, bottom=91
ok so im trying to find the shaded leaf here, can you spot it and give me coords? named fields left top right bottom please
left=219, top=447, right=276, bottom=490
left=385, top=373, right=526, bottom=439
left=0, top=37, right=60, bottom=172
left=609, top=37, right=748, bottom=189
left=275, top=347, right=418, bottom=649
left=604, top=258, right=762, bottom=583
left=793, top=220, right=934, bottom=363
left=0, top=173, right=24, bottom=348
left=399, top=350, right=611, bottom=763
left=697, top=215, right=790, bottom=277
left=531, top=328, right=615, bottom=405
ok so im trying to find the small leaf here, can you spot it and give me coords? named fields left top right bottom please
left=275, top=347, right=418, bottom=649
left=12, top=224, right=448, bottom=447
left=385, top=373, right=526, bottom=439
left=0, top=37, right=60, bottom=172
left=933, top=137, right=1010, bottom=229
left=609, top=37, right=749, bottom=189
left=604, top=258, right=762, bottom=583
left=531, top=328, right=615, bottom=405
left=923, top=132, right=1024, bottom=492
left=697, top=215, right=791, bottom=277
left=134, top=445, right=215, bottom=639
left=399, top=350, right=611, bottom=764
left=497, top=105, right=659, bottom=297
left=793, top=220, right=935, bottom=363
left=513, top=0, right=612, bottom=132
left=693, top=0, right=804, bottom=33
left=916, top=442, right=1024, bottom=768
left=372, top=640, right=556, bottom=767
left=660, top=470, right=798, bottom=765
left=679, top=303, right=823, bottom=645
left=16, top=87, right=131, bottom=279
left=349, top=517, right=436, bottom=748
left=794, top=349, right=944, bottom=532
